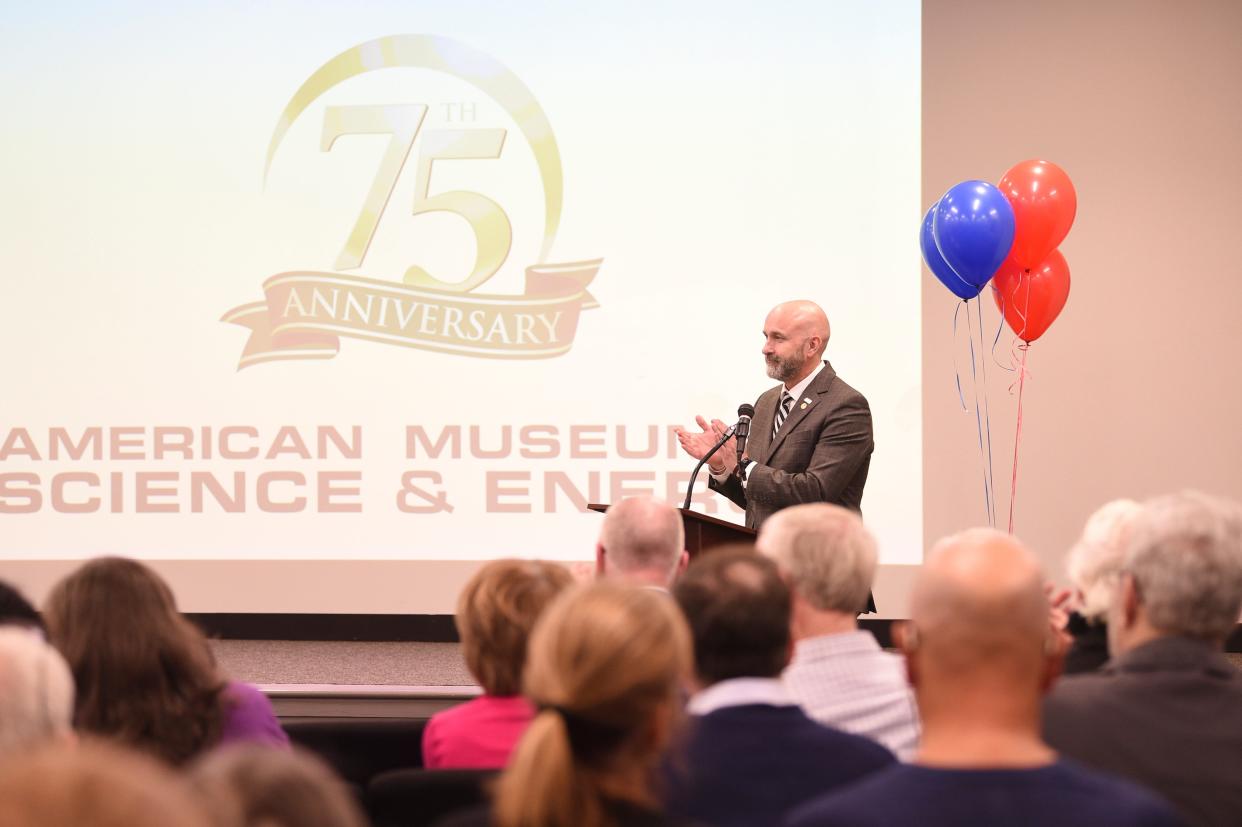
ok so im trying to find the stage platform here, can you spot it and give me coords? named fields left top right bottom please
left=211, top=637, right=1242, bottom=720
left=210, top=640, right=479, bottom=719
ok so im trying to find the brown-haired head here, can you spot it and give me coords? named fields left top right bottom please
left=0, top=579, right=44, bottom=633
left=188, top=744, right=367, bottom=827
left=457, top=559, right=575, bottom=696
left=43, top=557, right=225, bottom=765
left=0, top=740, right=212, bottom=827
left=494, top=582, right=692, bottom=827
left=673, top=546, right=792, bottom=686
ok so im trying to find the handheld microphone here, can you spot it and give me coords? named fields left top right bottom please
left=734, top=403, right=755, bottom=466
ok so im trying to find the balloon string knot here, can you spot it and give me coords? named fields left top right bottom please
left=1008, top=340, right=1032, bottom=394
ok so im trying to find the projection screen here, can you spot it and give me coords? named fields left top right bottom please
left=0, top=0, right=921, bottom=612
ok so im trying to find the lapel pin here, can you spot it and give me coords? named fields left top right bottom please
left=800, top=402, right=808, bottom=410
left=801, top=397, right=812, bottom=409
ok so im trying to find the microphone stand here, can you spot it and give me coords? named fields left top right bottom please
left=683, top=423, right=736, bottom=511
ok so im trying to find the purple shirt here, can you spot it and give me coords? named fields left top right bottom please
left=422, top=695, right=535, bottom=769
left=219, top=681, right=289, bottom=749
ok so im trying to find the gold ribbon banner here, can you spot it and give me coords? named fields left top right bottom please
left=221, top=259, right=601, bottom=369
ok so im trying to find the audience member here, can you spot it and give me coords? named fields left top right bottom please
left=757, top=503, right=919, bottom=757
left=665, top=548, right=894, bottom=827
left=788, top=528, right=1180, bottom=827
left=189, top=744, right=367, bottom=827
left=44, top=557, right=288, bottom=765
left=423, top=558, right=574, bottom=769
left=439, top=581, right=694, bottom=827
left=595, top=496, right=688, bottom=589
left=0, top=740, right=211, bottom=827
left=0, top=580, right=43, bottom=632
left=1044, top=491, right=1242, bottom=827
left=0, top=628, right=75, bottom=756
left=1060, top=498, right=1143, bottom=673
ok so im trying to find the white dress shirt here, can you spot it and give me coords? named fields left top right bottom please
left=782, top=629, right=921, bottom=760
left=687, top=677, right=795, bottom=715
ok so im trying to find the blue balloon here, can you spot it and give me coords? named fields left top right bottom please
left=932, top=180, right=1015, bottom=290
left=921, top=205, right=979, bottom=300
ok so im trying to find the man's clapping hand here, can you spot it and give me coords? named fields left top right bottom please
left=675, top=415, right=738, bottom=474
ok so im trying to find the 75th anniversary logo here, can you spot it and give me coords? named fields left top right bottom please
left=222, top=34, right=602, bottom=368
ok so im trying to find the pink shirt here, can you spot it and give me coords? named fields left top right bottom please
left=422, top=695, right=535, bottom=769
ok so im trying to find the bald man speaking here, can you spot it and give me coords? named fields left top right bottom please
left=677, top=300, right=874, bottom=531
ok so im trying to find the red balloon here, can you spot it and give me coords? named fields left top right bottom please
left=991, top=249, right=1071, bottom=343
left=998, top=160, right=1077, bottom=270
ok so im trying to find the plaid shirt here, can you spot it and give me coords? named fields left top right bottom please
left=782, top=629, right=920, bottom=760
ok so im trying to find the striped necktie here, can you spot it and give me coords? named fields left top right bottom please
left=772, top=391, right=794, bottom=439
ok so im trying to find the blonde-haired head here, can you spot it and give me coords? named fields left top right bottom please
left=494, top=582, right=692, bottom=827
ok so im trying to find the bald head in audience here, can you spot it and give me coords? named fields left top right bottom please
left=595, top=496, right=688, bottom=588
left=787, top=529, right=1182, bottom=827
left=902, top=528, right=1058, bottom=766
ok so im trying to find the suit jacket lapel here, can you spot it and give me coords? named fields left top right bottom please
left=760, top=362, right=837, bottom=464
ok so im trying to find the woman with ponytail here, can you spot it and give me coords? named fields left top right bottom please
left=440, top=581, right=695, bottom=827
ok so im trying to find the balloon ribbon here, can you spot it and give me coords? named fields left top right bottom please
left=951, top=302, right=968, bottom=412
left=975, top=294, right=998, bottom=528
left=991, top=289, right=1014, bottom=372
left=1008, top=343, right=1030, bottom=534
left=965, top=300, right=995, bottom=527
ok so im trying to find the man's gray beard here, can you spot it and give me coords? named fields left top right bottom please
left=765, top=353, right=804, bottom=383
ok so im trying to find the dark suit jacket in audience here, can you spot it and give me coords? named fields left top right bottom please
left=1044, top=636, right=1242, bottom=827
left=663, top=703, right=895, bottom=827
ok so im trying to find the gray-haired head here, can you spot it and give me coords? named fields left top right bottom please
left=1065, top=499, right=1143, bottom=621
left=1121, top=491, right=1242, bottom=641
left=0, top=628, right=75, bottom=756
left=756, top=503, right=876, bottom=615
left=597, top=496, right=686, bottom=585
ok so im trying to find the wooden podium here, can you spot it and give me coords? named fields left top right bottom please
left=587, top=504, right=756, bottom=559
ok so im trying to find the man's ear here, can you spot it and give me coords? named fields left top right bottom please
left=1121, top=572, right=1142, bottom=629
left=595, top=543, right=607, bottom=576
left=893, top=620, right=911, bottom=651
left=676, top=550, right=690, bottom=577
left=894, top=621, right=919, bottom=689
left=1040, top=634, right=1067, bottom=693
left=646, top=697, right=675, bottom=752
